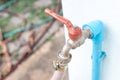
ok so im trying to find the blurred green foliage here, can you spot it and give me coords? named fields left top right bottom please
left=9, top=0, right=35, bottom=13
left=0, top=46, right=3, bottom=53
left=0, top=0, right=58, bottom=38
left=0, top=16, right=11, bottom=28
left=46, top=35, right=53, bottom=41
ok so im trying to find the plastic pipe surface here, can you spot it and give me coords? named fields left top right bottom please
left=83, top=20, right=106, bottom=80
left=51, top=71, right=65, bottom=80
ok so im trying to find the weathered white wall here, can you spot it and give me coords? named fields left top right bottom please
left=62, top=0, right=120, bottom=80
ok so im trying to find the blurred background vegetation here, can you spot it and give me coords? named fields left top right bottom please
left=0, top=0, right=66, bottom=80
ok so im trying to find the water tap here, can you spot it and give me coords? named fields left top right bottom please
left=45, top=8, right=91, bottom=71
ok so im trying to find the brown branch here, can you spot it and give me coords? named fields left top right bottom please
left=0, top=40, right=12, bottom=79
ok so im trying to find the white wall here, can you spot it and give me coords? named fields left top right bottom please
left=62, top=0, right=120, bottom=80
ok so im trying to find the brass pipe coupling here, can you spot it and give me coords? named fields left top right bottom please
left=53, top=52, right=72, bottom=71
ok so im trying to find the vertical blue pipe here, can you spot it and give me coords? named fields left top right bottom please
left=82, top=20, right=106, bottom=80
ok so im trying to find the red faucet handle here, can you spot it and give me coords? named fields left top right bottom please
left=45, top=8, right=73, bottom=29
left=45, top=8, right=82, bottom=41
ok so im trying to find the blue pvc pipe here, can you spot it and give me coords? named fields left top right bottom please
left=82, top=20, right=106, bottom=80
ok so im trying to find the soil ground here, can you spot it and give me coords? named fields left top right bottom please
left=6, top=27, right=68, bottom=80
